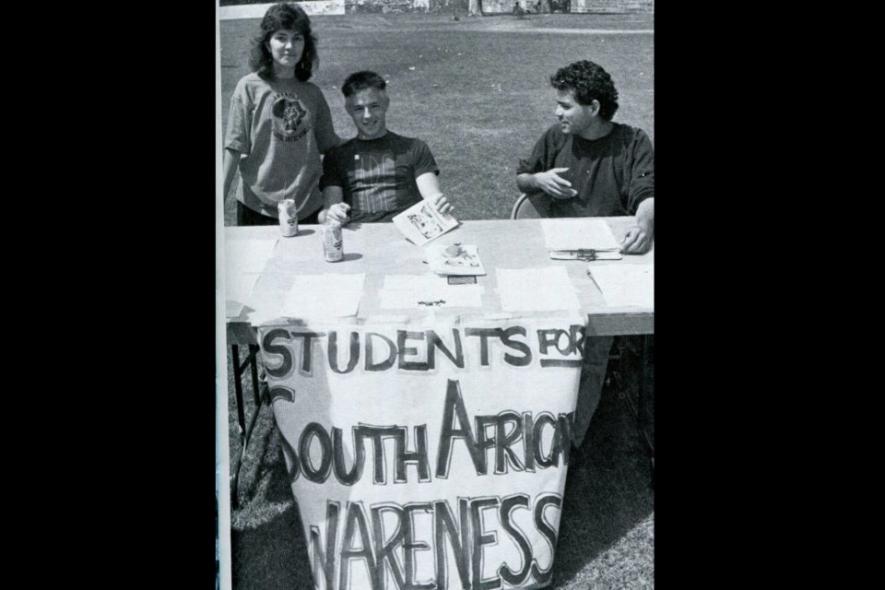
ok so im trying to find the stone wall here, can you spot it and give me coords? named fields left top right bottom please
left=487, top=0, right=653, bottom=13
left=345, top=0, right=652, bottom=13
left=570, top=0, right=653, bottom=13
left=220, top=0, right=653, bottom=14
left=346, top=0, right=461, bottom=12
left=217, top=0, right=461, bottom=12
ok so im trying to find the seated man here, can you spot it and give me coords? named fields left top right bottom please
left=516, top=59, right=655, bottom=449
left=320, top=71, right=453, bottom=225
left=516, top=59, right=654, bottom=254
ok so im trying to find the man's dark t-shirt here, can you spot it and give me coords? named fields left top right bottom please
left=517, top=122, right=654, bottom=217
left=320, top=132, right=439, bottom=223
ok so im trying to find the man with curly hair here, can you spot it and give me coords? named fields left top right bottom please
left=516, top=59, right=654, bottom=255
left=517, top=60, right=655, bottom=449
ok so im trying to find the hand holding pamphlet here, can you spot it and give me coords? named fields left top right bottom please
left=392, top=198, right=460, bottom=245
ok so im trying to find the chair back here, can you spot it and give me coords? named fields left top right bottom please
left=510, top=192, right=550, bottom=219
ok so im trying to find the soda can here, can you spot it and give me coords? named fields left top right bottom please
left=323, top=220, right=344, bottom=262
left=278, top=199, right=298, bottom=237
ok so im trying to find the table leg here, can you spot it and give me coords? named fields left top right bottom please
left=230, top=344, right=269, bottom=508
left=249, top=344, right=262, bottom=406
left=231, top=345, right=247, bottom=442
left=638, top=335, right=655, bottom=472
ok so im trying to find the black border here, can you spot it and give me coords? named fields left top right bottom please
left=62, top=0, right=785, bottom=585
left=76, top=1, right=218, bottom=586
left=652, top=2, right=785, bottom=580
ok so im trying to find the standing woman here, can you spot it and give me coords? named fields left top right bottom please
left=223, top=3, right=341, bottom=225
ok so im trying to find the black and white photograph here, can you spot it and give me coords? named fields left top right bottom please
left=217, top=1, right=654, bottom=588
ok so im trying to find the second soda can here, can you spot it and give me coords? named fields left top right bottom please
left=323, top=220, right=344, bottom=262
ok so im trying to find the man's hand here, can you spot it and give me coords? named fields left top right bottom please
left=620, top=220, right=653, bottom=254
left=326, top=202, right=351, bottom=224
left=430, top=193, right=454, bottom=215
left=621, top=197, right=654, bottom=254
left=533, top=167, right=578, bottom=199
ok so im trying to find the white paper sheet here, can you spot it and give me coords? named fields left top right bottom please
left=496, top=267, right=580, bottom=312
left=382, top=274, right=445, bottom=291
left=541, top=219, right=620, bottom=251
left=379, top=274, right=484, bottom=309
left=379, top=286, right=484, bottom=309
left=225, top=272, right=259, bottom=318
left=280, top=274, right=365, bottom=319
left=225, top=238, right=277, bottom=274
left=588, top=264, right=654, bottom=308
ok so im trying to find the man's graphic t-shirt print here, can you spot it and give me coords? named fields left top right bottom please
left=271, top=93, right=311, bottom=142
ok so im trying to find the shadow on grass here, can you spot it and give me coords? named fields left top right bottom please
left=551, top=363, right=655, bottom=587
left=232, top=501, right=313, bottom=590
left=238, top=413, right=292, bottom=506
left=230, top=417, right=314, bottom=590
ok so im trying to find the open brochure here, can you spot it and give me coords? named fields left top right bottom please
left=392, top=199, right=460, bottom=245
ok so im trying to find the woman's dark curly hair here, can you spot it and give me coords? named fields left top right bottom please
left=248, top=3, right=318, bottom=81
left=550, top=60, right=619, bottom=121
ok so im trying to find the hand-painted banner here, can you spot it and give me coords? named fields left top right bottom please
left=259, top=316, right=586, bottom=590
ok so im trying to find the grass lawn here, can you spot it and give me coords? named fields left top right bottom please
left=221, top=12, right=654, bottom=589
left=219, top=12, right=653, bottom=224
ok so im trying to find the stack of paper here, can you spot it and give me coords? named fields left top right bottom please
left=225, top=273, right=258, bottom=318
left=496, top=267, right=580, bottom=312
left=224, top=238, right=277, bottom=317
left=541, top=219, right=622, bottom=260
left=588, top=264, right=654, bottom=308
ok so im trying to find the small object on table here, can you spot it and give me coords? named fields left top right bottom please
left=426, top=243, right=486, bottom=276
left=444, top=244, right=463, bottom=258
left=323, top=220, right=344, bottom=262
left=550, top=248, right=622, bottom=261
left=277, top=199, right=298, bottom=237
